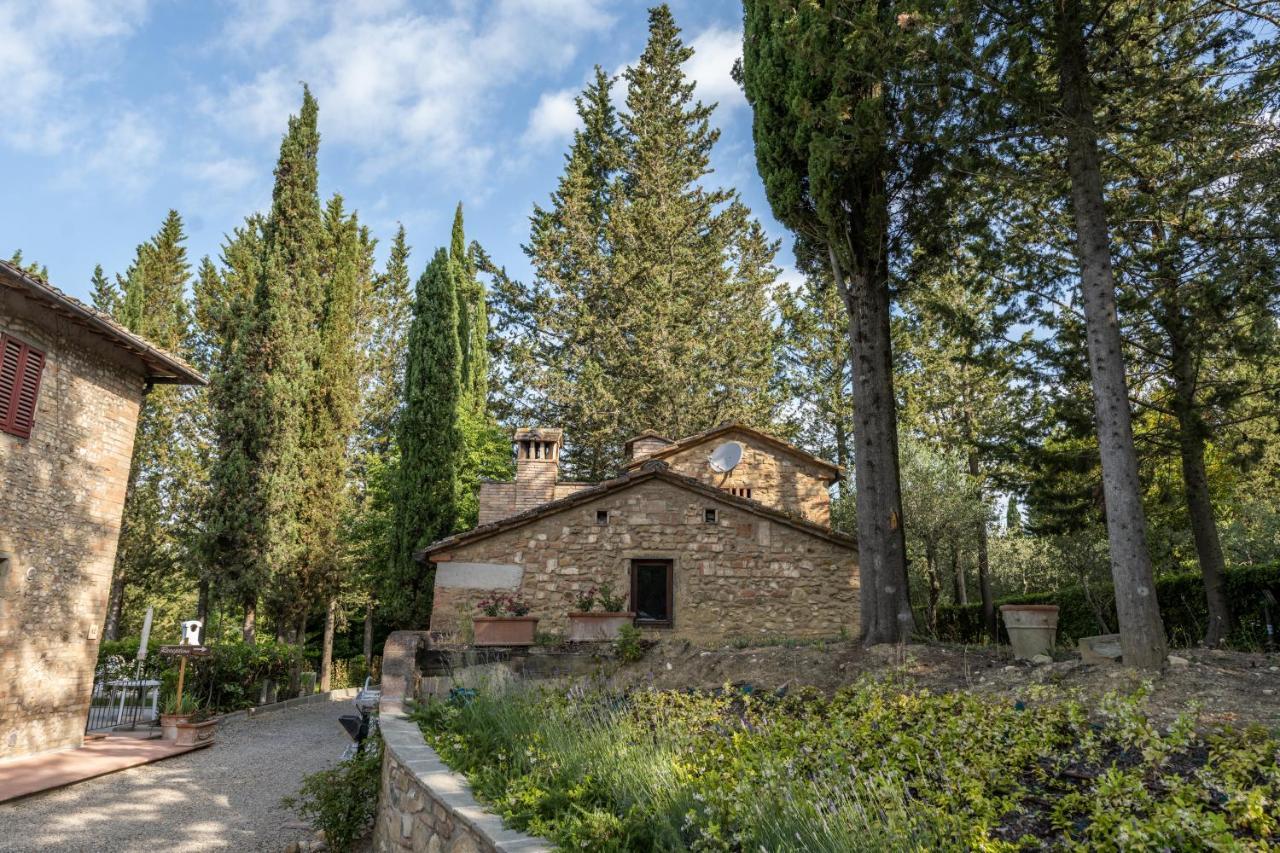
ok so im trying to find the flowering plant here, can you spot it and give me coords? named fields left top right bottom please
left=476, top=595, right=531, bottom=617
left=574, top=586, right=599, bottom=612
left=597, top=581, right=627, bottom=613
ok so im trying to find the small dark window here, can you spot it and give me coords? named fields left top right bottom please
left=728, top=487, right=753, bottom=499
left=596, top=510, right=609, bottom=525
left=0, top=334, right=46, bottom=440
left=631, top=559, right=673, bottom=627
left=704, top=508, right=718, bottom=524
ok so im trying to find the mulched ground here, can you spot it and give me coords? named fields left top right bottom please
left=612, top=639, right=1280, bottom=728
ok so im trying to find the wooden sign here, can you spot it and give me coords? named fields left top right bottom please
left=159, top=645, right=213, bottom=657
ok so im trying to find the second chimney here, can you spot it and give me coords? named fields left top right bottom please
left=514, top=427, right=562, bottom=510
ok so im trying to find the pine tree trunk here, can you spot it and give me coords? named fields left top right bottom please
left=1169, top=327, right=1232, bottom=646
left=103, top=574, right=126, bottom=641
left=1055, top=0, right=1166, bottom=668
left=967, top=451, right=996, bottom=642
left=196, top=580, right=210, bottom=644
left=242, top=595, right=257, bottom=644
left=925, top=541, right=941, bottom=637
left=830, top=247, right=914, bottom=645
left=319, top=597, right=337, bottom=692
left=951, top=545, right=968, bottom=606
left=290, top=614, right=306, bottom=696
left=363, top=603, right=374, bottom=668
left=196, top=580, right=210, bottom=624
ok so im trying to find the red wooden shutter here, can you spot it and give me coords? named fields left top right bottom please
left=0, top=335, right=46, bottom=439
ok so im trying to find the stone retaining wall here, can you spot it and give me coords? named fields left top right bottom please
left=373, top=712, right=551, bottom=853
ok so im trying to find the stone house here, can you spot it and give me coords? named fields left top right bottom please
left=0, top=260, right=205, bottom=760
left=421, top=424, right=859, bottom=644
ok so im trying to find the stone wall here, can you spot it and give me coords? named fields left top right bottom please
left=657, top=429, right=836, bottom=526
left=0, top=291, right=146, bottom=760
left=430, top=477, right=858, bottom=644
left=374, top=711, right=551, bottom=853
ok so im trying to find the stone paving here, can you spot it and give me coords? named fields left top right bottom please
left=0, top=695, right=353, bottom=852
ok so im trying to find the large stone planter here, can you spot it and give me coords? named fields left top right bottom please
left=173, top=718, right=218, bottom=747
left=159, top=713, right=194, bottom=741
left=567, top=612, right=634, bottom=642
left=1000, top=605, right=1059, bottom=660
left=473, top=616, right=539, bottom=646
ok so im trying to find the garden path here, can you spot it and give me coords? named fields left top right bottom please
left=0, top=694, right=352, bottom=852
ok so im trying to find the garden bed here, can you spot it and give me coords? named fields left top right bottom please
left=414, top=679, right=1280, bottom=850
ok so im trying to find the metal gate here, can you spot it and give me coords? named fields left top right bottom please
left=85, top=655, right=162, bottom=734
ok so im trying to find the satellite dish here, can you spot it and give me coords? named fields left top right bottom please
left=708, top=441, right=743, bottom=473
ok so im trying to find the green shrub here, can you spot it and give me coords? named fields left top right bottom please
left=96, top=637, right=301, bottom=713
left=413, top=681, right=1280, bottom=851
left=284, top=736, right=383, bottom=851
left=937, top=562, right=1280, bottom=648
left=613, top=625, right=644, bottom=662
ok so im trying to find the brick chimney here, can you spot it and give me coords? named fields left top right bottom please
left=624, top=430, right=674, bottom=463
left=513, top=427, right=562, bottom=510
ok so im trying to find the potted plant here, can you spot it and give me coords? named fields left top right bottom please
left=172, top=704, right=219, bottom=747
left=160, top=691, right=199, bottom=740
left=473, top=595, right=539, bottom=646
left=999, top=604, right=1060, bottom=660
left=568, top=582, right=634, bottom=642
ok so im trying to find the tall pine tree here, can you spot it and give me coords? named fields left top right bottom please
left=491, top=9, right=780, bottom=481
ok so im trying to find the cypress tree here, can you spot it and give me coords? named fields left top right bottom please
left=239, top=85, right=325, bottom=639
left=350, top=224, right=413, bottom=656
left=102, top=211, right=194, bottom=639
left=359, top=225, right=413, bottom=456
left=200, top=217, right=265, bottom=641
left=90, top=264, right=121, bottom=317
left=448, top=206, right=511, bottom=529
left=389, top=249, right=463, bottom=627
left=309, top=194, right=374, bottom=688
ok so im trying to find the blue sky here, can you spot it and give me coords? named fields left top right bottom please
left=0, top=0, right=799, bottom=302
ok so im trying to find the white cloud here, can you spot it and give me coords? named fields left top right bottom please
left=208, top=0, right=616, bottom=182
left=523, top=89, right=580, bottom=146
left=222, top=0, right=316, bottom=51
left=191, top=156, right=257, bottom=194
left=684, top=26, right=744, bottom=111
left=59, top=111, right=164, bottom=194
left=0, top=0, right=150, bottom=150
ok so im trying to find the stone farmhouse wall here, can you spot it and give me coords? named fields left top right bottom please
left=430, top=478, right=858, bottom=644
left=656, top=429, right=835, bottom=526
left=0, top=291, right=145, bottom=760
left=374, top=710, right=552, bottom=853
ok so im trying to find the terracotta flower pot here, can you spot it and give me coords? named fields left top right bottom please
left=1000, top=604, right=1060, bottom=660
left=173, top=718, right=218, bottom=747
left=473, top=616, right=539, bottom=646
left=567, top=612, right=635, bottom=642
left=160, top=713, right=194, bottom=741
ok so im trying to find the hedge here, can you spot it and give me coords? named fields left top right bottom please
left=936, top=563, right=1280, bottom=650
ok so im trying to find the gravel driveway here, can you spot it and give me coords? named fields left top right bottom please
left=0, top=695, right=355, bottom=852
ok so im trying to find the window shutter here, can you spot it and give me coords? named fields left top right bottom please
left=0, top=335, right=46, bottom=439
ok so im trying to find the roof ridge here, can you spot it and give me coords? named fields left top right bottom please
left=418, top=460, right=854, bottom=560
left=0, top=259, right=206, bottom=385
left=622, top=422, right=842, bottom=478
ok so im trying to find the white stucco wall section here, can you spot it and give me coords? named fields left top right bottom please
left=435, top=562, right=524, bottom=590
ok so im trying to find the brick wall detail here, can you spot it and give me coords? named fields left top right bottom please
left=0, top=301, right=146, bottom=760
